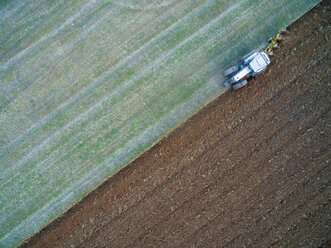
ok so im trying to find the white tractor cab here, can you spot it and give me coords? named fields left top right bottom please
left=224, top=50, right=270, bottom=90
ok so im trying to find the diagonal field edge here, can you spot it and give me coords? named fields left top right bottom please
left=0, top=0, right=322, bottom=247
left=0, top=71, right=221, bottom=248
left=0, top=0, right=98, bottom=72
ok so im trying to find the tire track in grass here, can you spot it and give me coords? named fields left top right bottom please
left=1, top=0, right=187, bottom=110
left=0, top=0, right=228, bottom=157
left=113, top=0, right=179, bottom=11
left=0, top=0, right=244, bottom=186
left=0, top=0, right=83, bottom=59
left=0, top=1, right=131, bottom=127
left=0, top=0, right=34, bottom=22
left=0, top=1, right=135, bottom=109
left=0, top=0, right=101, bottom=73
left=0, top=0, right=226, bottom=169
left=0, top=4, right=146, bottom=125
left=0, top=0, right=205, bottom=150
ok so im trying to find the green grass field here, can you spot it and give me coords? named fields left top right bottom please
left=0, top=0, right=320, bottom=246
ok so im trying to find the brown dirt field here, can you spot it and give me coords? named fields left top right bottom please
left=23, top=1, right=330, bottom=247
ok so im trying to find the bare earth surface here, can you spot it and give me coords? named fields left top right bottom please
left=24, top=2, right=330, bottom=247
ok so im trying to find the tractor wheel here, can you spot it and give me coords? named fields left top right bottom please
left=224, top=65, right=239, bottom=77
left=232, top=80, right=247, bottom=90
left=241, top=79, right=248, bottom=86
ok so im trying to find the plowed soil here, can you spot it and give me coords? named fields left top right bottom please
left=23, top=1, right=330, bottom=247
